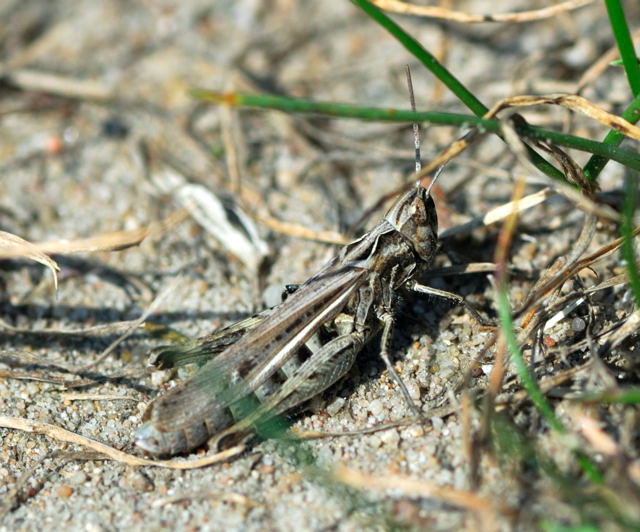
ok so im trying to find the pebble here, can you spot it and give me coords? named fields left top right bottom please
left=404, top=379, right=421, bottom=402
left=571, top=317, right=586, bottom=332
left=368, top=399, right=384, bottom=418
left=430, top=416, right=444, bottom=431
left=70, top=471, right=87, bottom=485
left=57, top=485, right=74, bottom=498
left=326, top=397, right=346, bottom=416
left=151, top=370, right=171, bottom=387
left=126, top=470, right=155, bottom=492
left=380, top=429, right=400, bottom=449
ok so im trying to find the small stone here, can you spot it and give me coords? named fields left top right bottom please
left=326, top=397, right=346, bottom=416
left=126, top=470, right=155, bottom=492
left=542, top=336, right=557, bottom=347
left=404, top=379, right=421, bottom=401
left=70, top=471, right=87, bottom=485
left=404, top=425, right=424, bottom=438
left=151, top=370, right=170, bottom=387
left=380, top=429, right=400, bottom=449
left=571, top=317, right=586, bottom=332
left=57, top=485, right=74, bottom=498
left=368, top=399, right=384, bottom=418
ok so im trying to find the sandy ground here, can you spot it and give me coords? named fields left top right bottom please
left=0, top=1, right=638, bottom=531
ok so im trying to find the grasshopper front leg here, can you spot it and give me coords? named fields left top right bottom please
left=409, top=281, right=493, bottom=327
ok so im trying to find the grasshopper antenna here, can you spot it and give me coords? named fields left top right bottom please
left=406, top=65, right=443, bottom=197
left=405, top=65, right=421, bottom=174
left=425, top=165, right=444, bottom=197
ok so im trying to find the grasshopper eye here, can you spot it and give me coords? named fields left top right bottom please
left=386, top=187, right=438, bottom=264
left=410, top=191, right=438, bottom=264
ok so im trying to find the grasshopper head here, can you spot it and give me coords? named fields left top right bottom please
left=385, top=185, right=438, bottom=264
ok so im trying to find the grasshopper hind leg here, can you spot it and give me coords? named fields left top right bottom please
left=210, top=330, right=366, bottom=449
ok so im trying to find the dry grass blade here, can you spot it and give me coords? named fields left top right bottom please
left=151, top=491, right=259, bottom=508
left=0, top=210, right=187, bottom=259
left=497, top=364, right=591, bottom=406
left=423, top=262, right=497, bottom=277
left=518, top=226, right=640, bottom=323
left=1, top=349, right=154, bottom=387
left=0, top=416, right=245, bottom=469
left=333, top=465, right=508, bottom=526
left=496, top=113, right=619, bottom=222
left=549, top=185, right=619, bottom=222
left=36, top=228, right=150, bottom=254
left=439, top=188, right=555, bottom=239
left=0, top=368, right=69, bottom=385
left=574, top=413, right=619, bottom=456
left=0, top=317, right=151, bottom=337
left=543, top=296, right=587, bottom=330
left=0, top=230, right=59, bottom=289
left=0, top=67, right=115, bottom=101
left=585, top=273, right=633, bottom=294
left=219, top=89, right=245, bottom=195
left=489, top=94, right=640, bottom=141
left=74, top=280, right=177, bottom=371
left=59, top=393, right=138, bottom=402
left=599, top=310, right=640, bottom=351
left=255, top=214, right=350, bottom=245
left=371, top=0, right=592, bottom=23
left=293, top=415, right=443, bottom=440
left=576, top=28, right=640, bottom=93
left=520, top=257, right=590, bottom=332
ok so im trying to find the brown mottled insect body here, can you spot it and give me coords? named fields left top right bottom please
left=135, top=185, right=438, bottom=456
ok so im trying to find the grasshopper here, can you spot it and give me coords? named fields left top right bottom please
left=135, top=72, right=478, bottom=457
left=132, top=173, right=483, bottom=456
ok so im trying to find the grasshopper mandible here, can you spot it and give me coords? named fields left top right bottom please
left=135, top=177, right=448, bottom=456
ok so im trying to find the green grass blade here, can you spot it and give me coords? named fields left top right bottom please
left=351, top=0, right=568, bottom=182
left=583, top=0, right=640, bottom=181
left=192, top=89, right=640, bottom=173
left=540, top=523, right=599, bottom=532
left=583, top=76, right=640, bottom=181
left=605, top=0, right=640, bottom=96
left=622, top=171, right=640, bottom=308
left=496, top=290, right=564, bottom=433
left=520, top=122, right=640, bottom=170
left=191, top=88, right=483, bottom=125
left=497, top=285, right=603, bottom=484
left=351, top=0, right=487, bottom=116
left=577, top=388, right=640, bottom=404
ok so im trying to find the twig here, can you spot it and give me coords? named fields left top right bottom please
left=73, top=281, right=177, bottom=371
left=371, top=0, right=592, bottom=23
left=255, top=214, right=349, bottom=245
left=0, top=67, right=114, bottom=101
left=439, top=188, right=555, bottom=239
left=58, top=393, right=138, bottom=402
left=488, top=93, right=640, bottom=141
left=333, top=465, right=509, bottom=529
left=0, top=416, right=245, bottom=469
left=151, top=491, right=258, bottom=508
